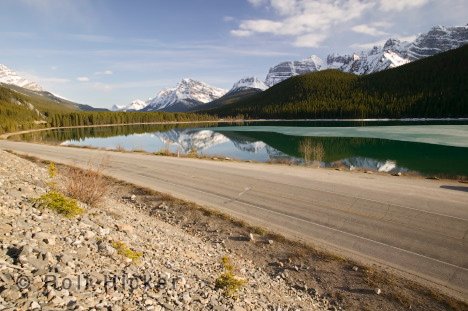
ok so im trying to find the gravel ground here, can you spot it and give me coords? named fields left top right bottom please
left=0, top=149, right=331, bottom=310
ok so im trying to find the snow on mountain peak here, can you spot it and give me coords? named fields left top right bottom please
left=112, top=99, right=148, bottom=112
left=264, top=55, right=323, bottom=87
left=230, top=77, right=268, bottom=92
left=143, top=79, right=227, bottom=112
left=0, top=64, right=43, bottom=91
left=289, top=24, right=467, bottom=77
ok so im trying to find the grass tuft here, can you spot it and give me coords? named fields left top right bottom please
left=215, top=256, right=246, bottom=297
left=34, top=190, right=84, bottom=218
left=111, top=241, right=142, bottom=261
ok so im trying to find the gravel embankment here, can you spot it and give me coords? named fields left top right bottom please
left=0, top=149, right=330, bottom=310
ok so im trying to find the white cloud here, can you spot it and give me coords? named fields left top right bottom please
left=17, top=71, right=70, bottom=84
left=94, top=70, right=113, bottom=75
left=223, top=16, right=235, bottom=22
left=77, top=76, right=90, bottom=82
left=233, top=0, right=375, bottom=47
left=230, top=29, right=253, bottom=37
left=352, top=24, right=388, bottom=36
left=294, top=33, right=327, bottom=48
left=69, top=34, right=114, bottom=43
left=41, top=77, right=70, bottom=84
left=248, top=0, right=267, bottom=6
left=350, top=33, right=418, bottom=50
left=379, top=0, right=430, bottom=12
left=350, top=39, right=388, bottom=50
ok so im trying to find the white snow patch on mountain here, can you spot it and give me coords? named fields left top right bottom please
left=0, top=64, right=43, bottom=91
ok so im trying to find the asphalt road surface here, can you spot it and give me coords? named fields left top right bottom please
left=1, top=140, right=467, bottom=299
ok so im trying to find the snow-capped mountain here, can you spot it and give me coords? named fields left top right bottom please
left=406, top=25, right=468, bottom=60
left=0, top=64, right=43, bottom=91
left=230, top=77, right=268, bottom=93
left=264, top=24, right=468, bottom=86
left=142, top=78, right=227, bottom=112
left=325, top=39, right=411, bottom=75
left=265, top=55, right=323, bottom=87
left=112, top=99, right=147, bottom=112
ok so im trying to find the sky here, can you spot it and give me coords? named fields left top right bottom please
left=0, top=0, right=466, bottom=109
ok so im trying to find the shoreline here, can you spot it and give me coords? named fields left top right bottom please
left=2, top=117, right=467, bottom=140
left=6, top=134, right=468, bottom=182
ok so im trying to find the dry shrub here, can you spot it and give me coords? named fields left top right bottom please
left=62, top=158, right=109, bottom=207
left=299, top=138, right=325, bottom=166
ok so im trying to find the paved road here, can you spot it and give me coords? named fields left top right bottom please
left=1, top=140, right=467, bottom=299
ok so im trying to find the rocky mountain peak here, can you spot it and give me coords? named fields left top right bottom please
left=0, top=64, right=43, bottom=92
left=142, top=79, right=227, bottom=112
left=264, top=55, right=323, bottom=87
left=270, top=24, right=467, bottom=80
left=230, top=77, right=268, bottom=93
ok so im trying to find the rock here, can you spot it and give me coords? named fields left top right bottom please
left=97, top=240, right=116, bottom=256
left=1, top=289, right=21, bottom=301
left=99, top=227, right=111, bottom=236
left=83, top=230, right=96, bottom=240
left=144, top=299, right=155, bottom=306
left=34, top=232, right=56, bottom=245
left=116, top=223, right=134, bottom=234
left=30, top=301, right=41, bottom=310
left=182, top=292, right=191, bottom=303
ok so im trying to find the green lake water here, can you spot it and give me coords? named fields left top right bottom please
left=10, top=120, right=468, bottom=177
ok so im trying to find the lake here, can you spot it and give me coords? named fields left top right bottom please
left=10, top=120, right=468, bottom=178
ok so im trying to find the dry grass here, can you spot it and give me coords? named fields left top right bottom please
left=299, top=138, right=324, bottom=166
left=62, top=158, right=110, bottom=207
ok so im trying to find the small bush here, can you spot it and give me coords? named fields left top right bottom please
left=34, top=191, right=84, bottom=218
left=215, top=256, right=246, bottom=297
left=111, top=241, right=142, bottom=261
left=63, top=159, right=109, bottom=207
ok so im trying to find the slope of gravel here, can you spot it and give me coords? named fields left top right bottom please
left=0, top=149, right=330, bottom=310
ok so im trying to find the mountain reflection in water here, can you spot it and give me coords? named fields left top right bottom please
left=10, top=123, right=468, bottom=178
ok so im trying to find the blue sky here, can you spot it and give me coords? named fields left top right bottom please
left=0, top=0, right=465, bottom=109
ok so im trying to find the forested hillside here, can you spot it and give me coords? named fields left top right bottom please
left=208, top=45, right=468, bottom=119
left=0, top=83, right=216, bottom=134
left=0, top=85, right=47, bottom=134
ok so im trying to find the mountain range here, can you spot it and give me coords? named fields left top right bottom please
left=1, top=24, right=467, bottom=114
left=117, top=24, right=467, bottom=112
left=211, top=44, right=468, bottom=119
